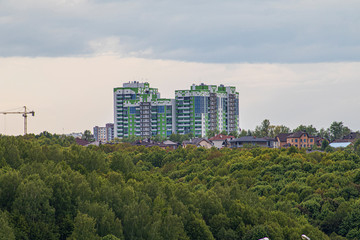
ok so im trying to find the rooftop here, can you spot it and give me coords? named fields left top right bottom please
left=209, top=134, right=235, bottom=141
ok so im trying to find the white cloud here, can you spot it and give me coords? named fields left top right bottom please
left=1, top=0, right=360, bottom=62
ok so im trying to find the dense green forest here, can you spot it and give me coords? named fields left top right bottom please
left=1, top=134, right=360, bottom=240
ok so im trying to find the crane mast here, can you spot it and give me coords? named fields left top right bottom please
left=0, top=106, right=35, bottom=135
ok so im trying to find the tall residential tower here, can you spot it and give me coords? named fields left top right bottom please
left=114, top=82, right=239, bottom=139
left=175, top=84, right=239, bottom=137
left=114, top=82, right=175, bottom=139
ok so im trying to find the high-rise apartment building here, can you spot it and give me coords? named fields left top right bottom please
left=114, top=82, right=175, bottom=139
left=114, top=82, right=239, bottom=139
left=175, top=84, right=239, bottom=137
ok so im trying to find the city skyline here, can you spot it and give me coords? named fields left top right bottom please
left=1, top=1, right=360, bottom=135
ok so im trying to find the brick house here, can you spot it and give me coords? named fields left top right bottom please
left=287, top=131, right=317, bottom=149
left=274, top=133, right=292, bottom=148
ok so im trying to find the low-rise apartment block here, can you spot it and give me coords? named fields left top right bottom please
left=93, top=123, right=114, bottom=143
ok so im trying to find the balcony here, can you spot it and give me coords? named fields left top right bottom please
left=178, top=124, right=190, bottom=127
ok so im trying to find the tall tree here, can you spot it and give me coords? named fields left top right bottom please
left=83, top=130, right=95, bottom=142
left=254, top=120, right=290, bottom=138
left=321, top=139, right=329, bottom=151
left=319, top=128, right=330, bottom=139
left=68, top=212, right=100, bottom=240
left=254, top=119, right=271, bottom=137
left=293, top=125, right=318, bottom=136
left=329, top=121, right=351, bottom=141
left=229, top=130, right=239, bottom=138
left=206, top=129, right=220, bottom=138
left=270, top=125, right=291, bottom=138
left=238, top=130, right=248, bottom=137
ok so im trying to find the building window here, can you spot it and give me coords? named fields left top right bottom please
left=129, top=107, right=136, bottom=114
left=295, top=139, right=298, bottom=143
left=158, top=106, right=165, bottom=113
left=310, top=139, right=313, bottom=142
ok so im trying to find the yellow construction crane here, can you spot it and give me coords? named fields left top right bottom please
left=0, top=106, right=35, bottom=135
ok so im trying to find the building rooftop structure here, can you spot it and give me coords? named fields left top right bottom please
left=275, top=133, right=292, bottom=142
left=329, top=142, right=352, bottom=148
left=230, top=136, right=275, bottom=148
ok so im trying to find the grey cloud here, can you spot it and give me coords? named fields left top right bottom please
left=1, top=0, right=360, bottom=63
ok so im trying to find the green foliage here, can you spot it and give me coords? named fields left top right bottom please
left=3, top=135, right=360, bottom=239
left=206, top=129, right=220, bottom=138
left=329, top=121, right=351, bottom=142
left=151, top=134, right=167, bottom=143
left=68, top=212, right=100, bottom=240
left=35, top=131, right=76, bottom=146
left=0, top=210, right=15, bottom=240
left=169, top=133, right=194, bottom=143
left=83, top=130, right=95, bottom=142
left=254, top=119, right=271, bottom=137
left=293, top=124, right=318, bottom=136
left=354, top=139, right=360, bottom=156
left=253, top=119, right=290, bottom=137
left=322, top=139, right=330, bottom=151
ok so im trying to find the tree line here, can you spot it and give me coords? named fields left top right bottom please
left=237, top=119, right=354, bottom=141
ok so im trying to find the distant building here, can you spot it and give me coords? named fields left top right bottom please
left=114, top=81, right=175, bottom=139
left=66, top=132, right=83, bottom=138
left=106, top=123, right=114, bottom=141
left=286, top=131, right=316, bottom=149
left=130, top=139, right=178, bottom=149
left=93, top=123, right=114, bottom=143
left=329, top=132, right=360, bottom=149
left=162, top=140, right=179, bottom=149
left=182, top=138, right=214, bottom=149
left=329, top=142, right=352, bottom=148
left=274, top=133, right=292, bottom=148
left=75, top=138, right=90, bottom=146
left=230, top=136, right=275, bottom=148
left=113, top=82, right=240, bottom=139
left=209, top=134, right=235, bottom=149
left=176, top=83, right=239, bottom=137
left=333, top=132, right=360, bottom=143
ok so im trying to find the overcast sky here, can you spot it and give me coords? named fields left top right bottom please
left=1, top=0, right=360, bottom=135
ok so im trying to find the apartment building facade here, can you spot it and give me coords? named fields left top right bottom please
left=93, top=123, right=114, bottom=142
left=114, top=82, right=176, bottom=139
left=114, top=82, right=239, bottom=139
left=175, top=84, right=239, bottom=137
